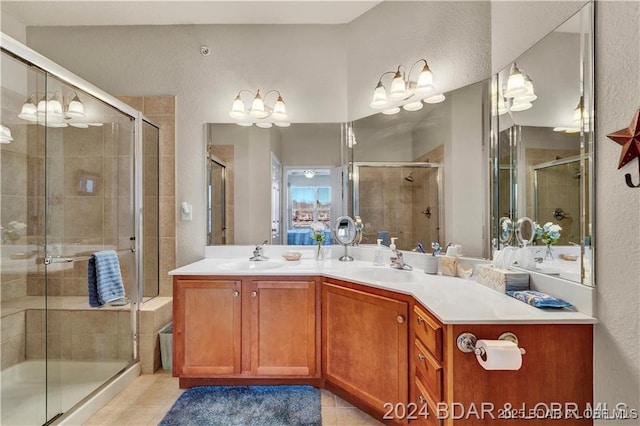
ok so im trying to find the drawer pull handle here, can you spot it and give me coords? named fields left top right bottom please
left=417, top=353, right=426, bottom=361
left=418, top=395, right=426, bottom=404
left=232, top=291, right=240, bottom=298
left=396, top=315, right=405, bottom=324
left=417, top=316, right=424, bottom=325
left=251, top=291, right=258, bottom=298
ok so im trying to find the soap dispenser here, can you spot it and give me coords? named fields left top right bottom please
left=389, top=237, right=398, bottom=251
left=373, top=239, right=384, bottom=266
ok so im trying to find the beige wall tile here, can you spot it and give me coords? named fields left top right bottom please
left=159, top=237, right=176, bottom=278
left=116, top=96, right=144, bottom=111
left=159, top=156, right=175, bottom=197
left=160, top=278, right=173, bottom=297
left=63, top=197, right=104, bottom=240
left=70, top=311, right=118, bottom=335
left=71, top=334, right=119, bottom=360
left=2, top=276, right=27, bottom=301
left=143, top=96, right=175, bottom=115
left=2, top=335, right=26, bottom=368
left=159, top=197, right=175, bottom=238
left=2, top=311, right=26, bottom=341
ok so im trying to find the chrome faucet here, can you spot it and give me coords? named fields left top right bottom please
left=249, top=241, right=269, bottom=261
left=390, top=250, right=413, bottom=271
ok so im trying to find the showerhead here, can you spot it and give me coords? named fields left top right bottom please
left=404, top=173, right=414, bottom=183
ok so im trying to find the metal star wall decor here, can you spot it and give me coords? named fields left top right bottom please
left=607, top=107, right=640, bottom=188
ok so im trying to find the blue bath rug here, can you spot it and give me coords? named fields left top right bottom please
left=159, top=385, right=321, bottom=426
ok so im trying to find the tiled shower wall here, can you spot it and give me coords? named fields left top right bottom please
left=117, top=96, right=176, bottom=297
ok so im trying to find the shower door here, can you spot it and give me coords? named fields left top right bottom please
left=42, top=74, right=137, bottom=423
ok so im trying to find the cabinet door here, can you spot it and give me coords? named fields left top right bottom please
left=322, top=282, right=409, bottom=413
left=250, top=280, right=317, bottom=376
left=174, top=279, right=241, bottom=376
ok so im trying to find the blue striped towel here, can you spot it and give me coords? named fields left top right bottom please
left=88, top=250, right=125, bottom=307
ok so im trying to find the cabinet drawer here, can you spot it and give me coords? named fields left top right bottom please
left=414, top=339, right=443, bottom=401
left=414, top=305, right=443, bottom=361
left=413, top=375, right=443, bottom=426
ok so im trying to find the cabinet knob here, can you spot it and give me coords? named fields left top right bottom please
left=251, top=291, right=258, bottom=298
left=417, top=353, right=426, bottom=361
left=417, top=316, right=424, bottom=325
left=396, top=315, right=405, bottom=324
left=418, top=395, right=426, bottom=404
left=232, top=290, right=240, bottom=298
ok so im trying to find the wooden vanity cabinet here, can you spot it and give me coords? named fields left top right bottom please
left=173, top=278, right=242, bottom=377
left=322, top=280, right=410, bottom=422
left=408, top=304, right=593, bottom=426
left=173, top=276, right=320, bottom=386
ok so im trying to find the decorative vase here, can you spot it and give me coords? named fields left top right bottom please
left=544, top=243, right=554, bottom=261
left=315, top=243, right=324, bottom=261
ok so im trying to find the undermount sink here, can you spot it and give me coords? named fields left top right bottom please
left=217, top=260, right=285, bottom=271
left=353, top=267, right=414, bottom=283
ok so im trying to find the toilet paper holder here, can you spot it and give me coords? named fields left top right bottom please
left=456, top=332, right=526, bottom=357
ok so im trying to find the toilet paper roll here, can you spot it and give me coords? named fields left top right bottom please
left=475, top=340, right=523, bottom=370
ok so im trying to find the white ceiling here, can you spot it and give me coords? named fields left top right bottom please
left=1, top=1, right=383, bottom=26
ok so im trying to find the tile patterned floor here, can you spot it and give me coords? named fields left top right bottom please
left=83, top=371, right=384, bottom=425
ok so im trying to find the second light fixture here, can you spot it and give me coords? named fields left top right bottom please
left=370, top=58, right=445, bottom=114
left=229, top=89, right=290, bottom=128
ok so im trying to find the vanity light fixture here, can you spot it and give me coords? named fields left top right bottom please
left=303, top=170, right=316, bottom=178
left=0, top=124, right=13, bottom=144
left=554, top=96, right=588, bottom=133
left=370, top=59, right=445, bottom=115
left=503, top=64, right=537, bottom=112
left=229, top=89, right=290, bottom=128
left=18, top=91, right=91, bottom=128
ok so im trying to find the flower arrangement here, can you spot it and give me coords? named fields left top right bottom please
left=1, top=221, right=27, bottom=243
left=535, top=221, right=562, bottom=245
left=310, top=222, right=326, bottom=261
left=309, top=221, right=326, bottom=244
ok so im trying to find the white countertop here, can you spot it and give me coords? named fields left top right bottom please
left=169, top=247, right=596, bottom=325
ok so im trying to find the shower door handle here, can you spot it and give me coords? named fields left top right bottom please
left=44, top=257, right=74, bottom=265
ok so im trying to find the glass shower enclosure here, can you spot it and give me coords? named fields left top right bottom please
left=1, top=36, right=146, bottom=425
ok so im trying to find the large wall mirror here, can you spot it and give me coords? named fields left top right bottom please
left=490, top=2, right=594, bottom=286
left=206, top=123, right=345, bottom=246
left=206, top=79, right=489, bottom=256
left=349, top=80, right=488, bottom=256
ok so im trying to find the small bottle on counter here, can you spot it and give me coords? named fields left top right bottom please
left=373, top=239, right=384, bottom=266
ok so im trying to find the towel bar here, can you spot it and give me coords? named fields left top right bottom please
left=43, top=247, right=135, bottom=265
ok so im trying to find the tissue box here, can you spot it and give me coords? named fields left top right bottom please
left=476, top=265, right=529, bottom=293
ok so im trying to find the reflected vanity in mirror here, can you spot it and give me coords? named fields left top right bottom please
left=490, top=2, right=594, bottom=285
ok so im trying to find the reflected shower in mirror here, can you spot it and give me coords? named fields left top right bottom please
left=350, top=80, right=488, bottom=257
left=491, top=2, right=594, bottom=285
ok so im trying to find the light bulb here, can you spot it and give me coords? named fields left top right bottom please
left=249, top=91, right=266, bottom=118
left=382, top=107, right=401, bottom=115
left=19, top=98, right=38, bottom=121
left=66, top=94, right=85, bottom=118
left=389, top=70, right=407, bottom=100
left=504, top=64, right=527, bottom=98
left=403, top=101, right=423, bottom=111
left=423, top=94, right=446, bottom=104
left=0, top=125, right=14, bottom=143
left=509, top=100, right=532, bottom=112
left=256, top=122, right=272, bottom=129
left=229, top=95, right=247, bottom=119
left=274, top=122, right=291, bottom=128
left=271, top=96, right=288, bottom=121
left=237, top=121, right=253, bottom=127
left=370, top=82, right=388, bottom=109
left=414, top=63, right=434, bottom=96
